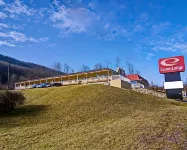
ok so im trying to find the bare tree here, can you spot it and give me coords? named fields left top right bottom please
left=131, top=65, right=134, bottom=75
left=115, top=57, right=120, bottom=68
left=10, top=74, right=17, bottom=82
left=94, top=63, right=103, bottom=70
left=62, top=63, right=71, bottom=74
left=10, top=74, right=17, bottom=88
left=126, top=62, right=131, bottom=74
left=126, top=62, right=134, bottom=75
left=80, top=65, right=90, bottom=72
left=70, top=69, right=75, bottom=73
left=52, top=62, right=62, bottom=75
left=19, top=75, right=26, bottom=81
left=151, top=81, right=154, bottom=87
left=105, top=60, right=111, bottom=68
left=136, top=70, right=141, bottom=75
left=121, top=65, right=125, bottom=70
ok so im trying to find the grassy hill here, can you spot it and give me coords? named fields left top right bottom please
left=1, top=85, right=187, bottom=149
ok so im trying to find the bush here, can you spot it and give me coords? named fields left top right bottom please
left=0, top=84, right=7, bottom=90
left=0, top=91, right=25, bottom=114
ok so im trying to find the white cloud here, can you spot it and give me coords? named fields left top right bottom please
left=142, top=29, right=187, bottom=53
left=49, top=0, right=131, bottom=40
left=0, top=0, right=47, bottom=23
left=28, top=37, right=38, bottom=42
left=0, top=11, right=7, bottom=19
left=153, top=46, right=176, bottom=52
left=12, top=24, right=24, bottom=30
left=0, top=31, right=48, bottom=43
left=146, top=53, right=155, bottom=60
left=103, top=25, right=130, bottom=40
left=0, top=23, right=23, bottom=30
left=173, top=43, right=187, bottom=52
left=28, top=37, right=49, bottom=42
left=0, top=23, right=9, bottom=29
left=0, top=32, right=8, bottom=38
left=151, top=22, right=170, bottom=35
left=0, top=40, right=16, bottom=47
left=40, top=37, right=49, bottom=42
left=49, top=2, right=132, bottom=40
left=134, top=25, right=144, bottom=32
left=38, top=8, right=48, bottom=17
left=9, top=31, right=27, bottom=42
left=50, top=5, right=99, bottom=35
left=139, top=13, right=148, bottom=22
left=174, top=43, right=187, bottom=50
left=104, top=23, right=110, bottom=30
left=4, top=0, right=35, bottom=18
left=49, top=43, right=56, bottom=47
left=0, top=0, right=5, bottom=6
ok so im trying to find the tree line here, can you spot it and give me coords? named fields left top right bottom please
left=52, top=57, right=141, bottom=75
left=0, top=56, right=142, bottom=90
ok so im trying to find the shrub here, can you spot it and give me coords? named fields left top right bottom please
left=0, top=84, right=7, bottom=90
left=0, top=91, right=25, bottom=114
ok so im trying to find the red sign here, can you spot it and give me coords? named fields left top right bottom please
left=159, top=56, right=185, bottom=74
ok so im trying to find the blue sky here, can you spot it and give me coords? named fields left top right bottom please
left=0, top=0, right=187, bottom=85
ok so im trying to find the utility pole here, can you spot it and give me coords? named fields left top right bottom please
left=7, top=62, right=10, bottom=90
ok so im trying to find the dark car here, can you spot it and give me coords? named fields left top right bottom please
left=32, top=84, right=38, bottom=88
left=50, top=82, right=62, bottom=87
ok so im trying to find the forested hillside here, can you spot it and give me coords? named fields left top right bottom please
left=0, top=54, right=64, bottom=89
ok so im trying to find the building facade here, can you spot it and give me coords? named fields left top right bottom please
left=15, top=68, right=131, bottom=90
left=126, top=74, right=149, bottom=89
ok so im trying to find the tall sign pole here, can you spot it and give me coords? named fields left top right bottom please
left=158, top=56, right=185, bottom=100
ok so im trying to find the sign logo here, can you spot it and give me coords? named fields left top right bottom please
left=160, top=58, right=179, bottom=67
left=159, top=56, right=185, bottom=74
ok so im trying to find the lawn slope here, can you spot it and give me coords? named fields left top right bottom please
left=1, top=85, right=187, bottom=150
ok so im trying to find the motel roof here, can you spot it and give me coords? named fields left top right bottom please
left=15, top=68, right=118, bottom=84
left=126, top=74, right=149, bottom=85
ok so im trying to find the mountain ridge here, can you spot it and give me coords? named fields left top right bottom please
left=0, top=54, right=64, bottom=89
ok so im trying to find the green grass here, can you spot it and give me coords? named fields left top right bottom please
left=1, top=84, right=187, bottom=149
left=0, top=90, right=6, bottom=93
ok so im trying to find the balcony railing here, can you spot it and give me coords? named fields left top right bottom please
left=15, top=77, right=110, bottom=90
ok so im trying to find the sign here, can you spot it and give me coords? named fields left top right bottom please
left=159, top=56, right=185, bottom=74
left=164, top=81, right=184, bottom=89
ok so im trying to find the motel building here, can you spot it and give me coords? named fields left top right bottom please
left=15, top=68, right=135, bottom=90
left=126, top=74, right=149, bottom=89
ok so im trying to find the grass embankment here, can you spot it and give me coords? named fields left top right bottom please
left=1, top=85, right=187, bottom=149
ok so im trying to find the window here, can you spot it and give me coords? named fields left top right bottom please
left=131, top=81, right=137, bottom=84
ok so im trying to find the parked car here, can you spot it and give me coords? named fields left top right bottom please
left=32, top=84, right=38, bottom=88
left=36, top=83, right=51, bottom=88
left=46, top=83, right=51, bottom=87
left=50, top=82, right=62, bottom=87
left=36, top=84, right=42, bottom=88
left=26, top=85, right=33, bottom=89
left=78, top=80, right=82, bottom=84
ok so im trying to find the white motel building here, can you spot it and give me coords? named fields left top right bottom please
left=15, top=68, right=149, bottom=90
